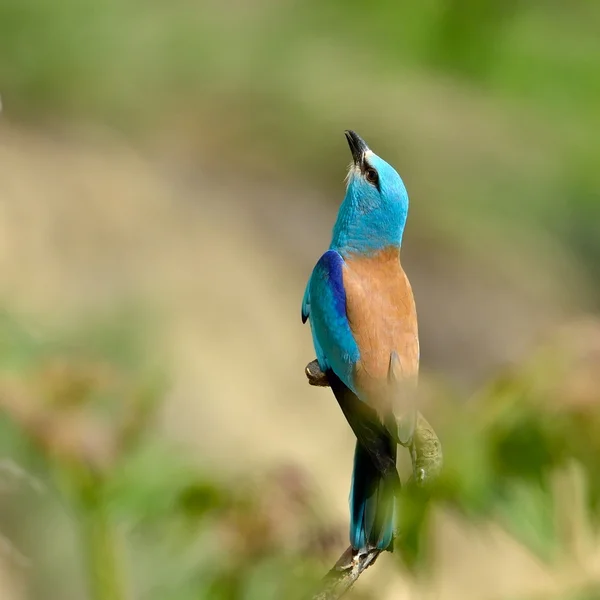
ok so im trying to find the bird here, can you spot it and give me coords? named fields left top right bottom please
left=301, top=130, right=419, bottom=555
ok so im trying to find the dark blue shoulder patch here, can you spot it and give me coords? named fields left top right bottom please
left=316, top=250, right=346, bottom=319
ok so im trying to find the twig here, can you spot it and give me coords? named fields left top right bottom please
left=312, top=545, right=381, bottom=600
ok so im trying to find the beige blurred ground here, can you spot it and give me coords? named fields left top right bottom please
left=0, top=119, right=596, bottom=599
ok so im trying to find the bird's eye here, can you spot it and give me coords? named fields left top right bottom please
left=365, top=167, right=379, bottom=185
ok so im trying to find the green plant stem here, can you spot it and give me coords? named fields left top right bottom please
left=77, top=477, right=127, bottom=600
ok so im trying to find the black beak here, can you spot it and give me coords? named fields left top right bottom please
left=344, top=130, right=369, bottom=165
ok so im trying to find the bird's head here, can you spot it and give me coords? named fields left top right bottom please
left=331, top=130, right=409, bottom=256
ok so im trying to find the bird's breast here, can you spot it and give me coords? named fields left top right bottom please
left=343, top=247, right=419, bottom=409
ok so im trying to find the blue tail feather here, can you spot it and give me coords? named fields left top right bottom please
left=350, top=438, right=398, bottom=551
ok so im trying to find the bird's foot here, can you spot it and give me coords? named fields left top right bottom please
left=335, top=546, right=380, bottom=572
left=357, top=547, right=381, bottom=570
left=305, top=359, right=330, bottom=387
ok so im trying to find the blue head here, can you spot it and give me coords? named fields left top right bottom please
left=330, top=130, right=409, bottom=257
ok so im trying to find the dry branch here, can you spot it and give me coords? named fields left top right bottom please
left=311, top=545, right=381, bottom=600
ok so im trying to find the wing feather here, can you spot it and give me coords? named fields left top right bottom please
left=302, top=250, right=359, bottom=391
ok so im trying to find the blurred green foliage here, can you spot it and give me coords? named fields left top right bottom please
left=1, top=310, right=600, bottom=599
left=1, top=1, right=600, bottom=599
left=0, top=310, right=340, bottom=600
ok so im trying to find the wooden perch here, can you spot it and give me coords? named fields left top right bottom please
left=311, top=545, right=381, bottom=600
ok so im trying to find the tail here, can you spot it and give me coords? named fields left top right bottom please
left=350, top=438, right=398, bottom=552
left=324, top=369, right=399, bottom=552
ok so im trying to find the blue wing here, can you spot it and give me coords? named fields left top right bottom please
left=302, top=250, right=360, bottom=392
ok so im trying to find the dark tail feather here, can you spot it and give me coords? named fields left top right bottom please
left=325, top=369, right=400, bottom=552
left=350, top=439, right=398, bottom=551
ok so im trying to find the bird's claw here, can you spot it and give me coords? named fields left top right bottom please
left=305, top=359, right=330, bottom=387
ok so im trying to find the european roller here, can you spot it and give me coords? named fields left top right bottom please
left=302, top=131, right=424, bottom=555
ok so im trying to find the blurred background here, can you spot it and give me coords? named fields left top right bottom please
left=0, top=1, right=599, bottom=599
